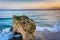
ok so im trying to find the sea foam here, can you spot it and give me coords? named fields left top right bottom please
left=0, top=28, right=13, bottom=40
left=0, top=24, right=60, bottom=40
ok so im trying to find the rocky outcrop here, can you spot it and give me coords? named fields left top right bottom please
left=12, top=15, right=36, bottom=40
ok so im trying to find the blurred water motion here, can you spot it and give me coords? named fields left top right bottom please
left=0, top=10, right=60, bottom=29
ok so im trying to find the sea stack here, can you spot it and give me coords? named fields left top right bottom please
left=12, top=15, right=36, bottom=40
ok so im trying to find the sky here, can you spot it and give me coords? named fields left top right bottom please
left=0, top=0, right=60, bottom=9
left=0, top=0, right=60, bottom=18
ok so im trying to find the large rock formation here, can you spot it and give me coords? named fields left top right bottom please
left=12, top=15, right=36, bottom=40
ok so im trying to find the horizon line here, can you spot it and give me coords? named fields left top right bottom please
left=0, top=9, right=60, bottom=11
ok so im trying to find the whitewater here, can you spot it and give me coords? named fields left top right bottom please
left=0, top=20, right=60, bottom=40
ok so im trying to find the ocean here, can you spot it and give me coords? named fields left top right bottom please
left=0, top=10, right=60, bottom=40
left=0, top=18, right=12, bottom=30
left=0, top=18, right=60, bottom=40
left=0, top=18, right=60, bottom=32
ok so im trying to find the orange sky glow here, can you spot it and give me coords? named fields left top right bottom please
left=0, top=1, right=60, bottom=9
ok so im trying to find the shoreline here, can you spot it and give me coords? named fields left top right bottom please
left=35, top=31, right=60, bottom=40
left=0, top=27, right=60, bottom=40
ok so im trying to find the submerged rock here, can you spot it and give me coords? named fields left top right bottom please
left=11, top=15, right=36, bottom=40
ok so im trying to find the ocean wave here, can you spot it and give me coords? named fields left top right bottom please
left=0, top=25, right=60, bottom=40
left=0, top=20, right=60, bottom=40
left=36, top=26, right=58, bottom=32
left=0, top=28, right=13, bottom=40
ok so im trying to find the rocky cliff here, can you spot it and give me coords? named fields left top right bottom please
left=12, top=15, right=36, bottom=40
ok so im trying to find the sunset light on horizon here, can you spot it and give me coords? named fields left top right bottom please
left=0, top=0, right=60, bottom=9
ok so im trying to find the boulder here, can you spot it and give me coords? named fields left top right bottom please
left=12, top=15, right=36, bottom=40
